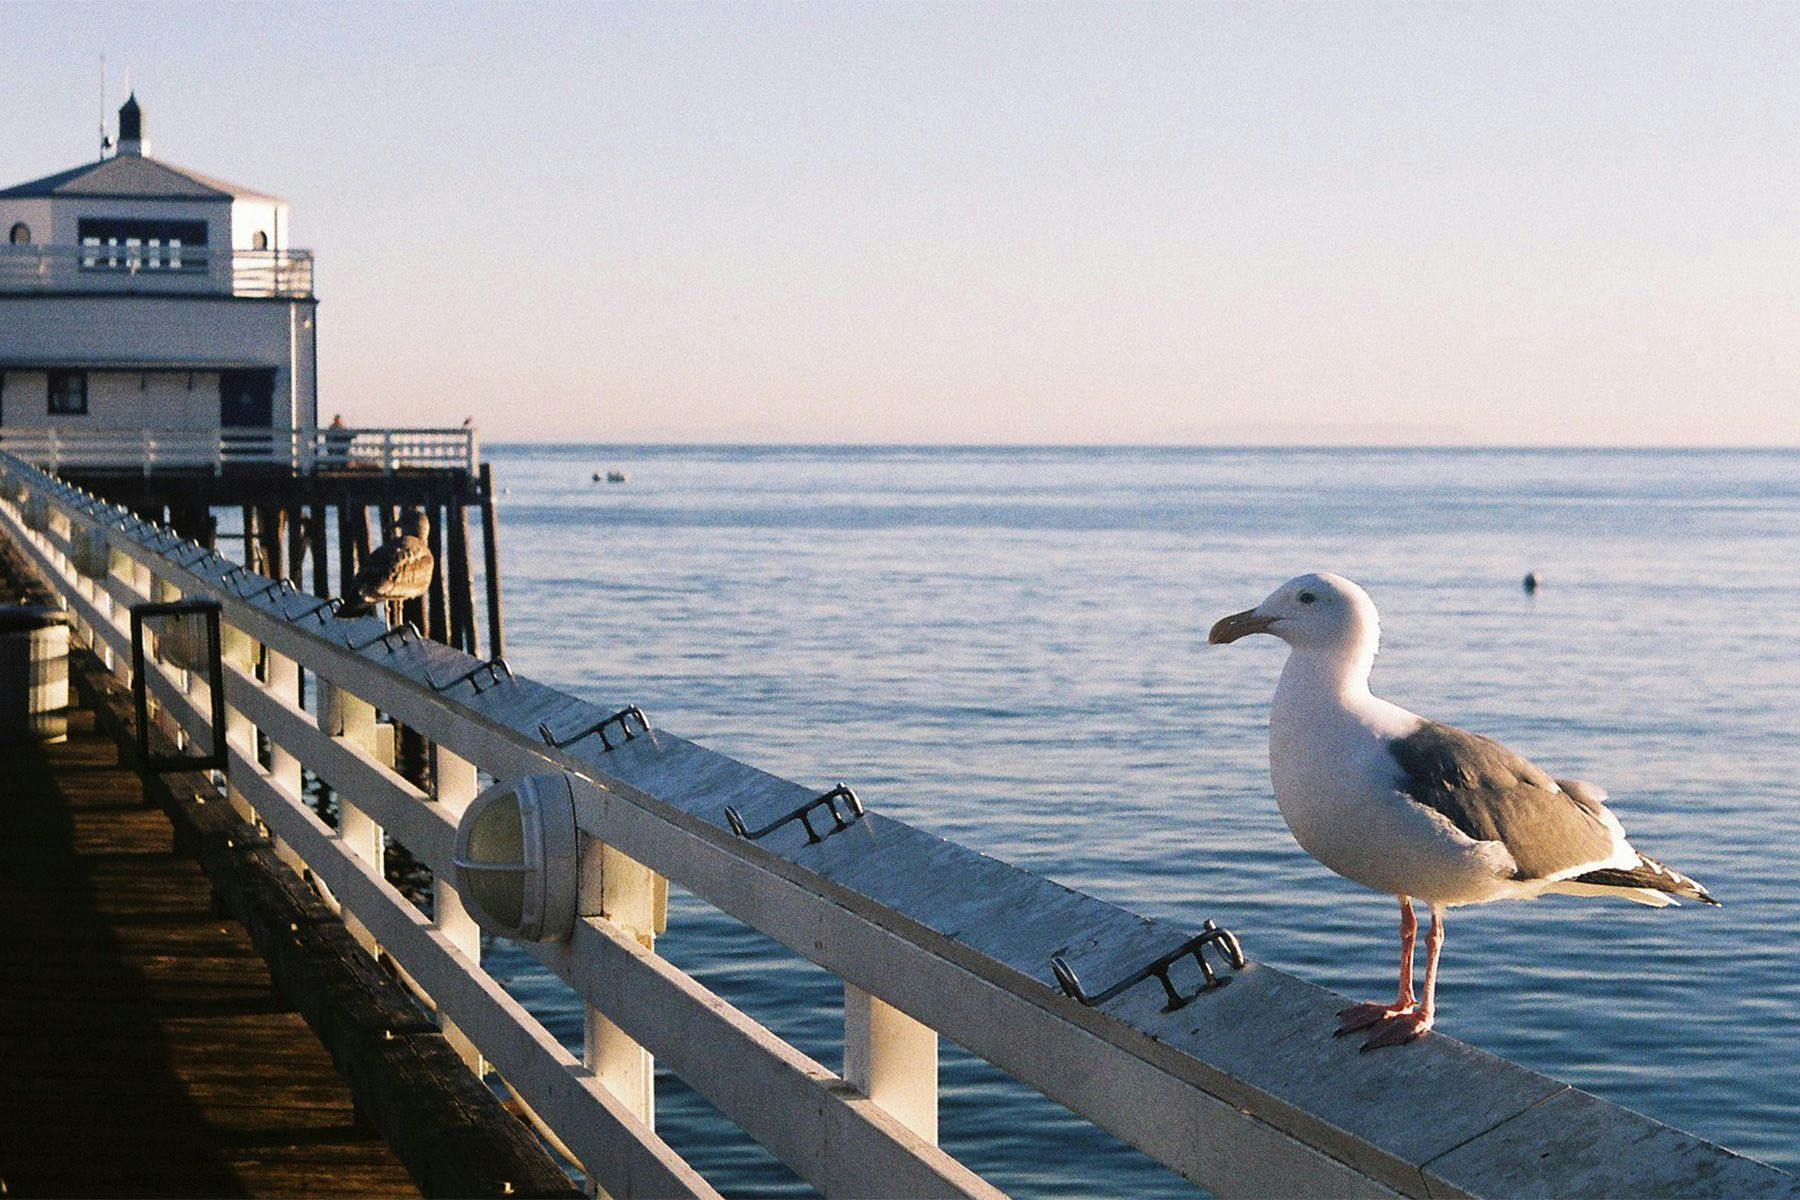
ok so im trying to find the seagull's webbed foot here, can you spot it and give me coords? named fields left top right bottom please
left=1359, top=1009, right=1434, bottom=1051
left=1334, top=1001, right=1415, bottom=1036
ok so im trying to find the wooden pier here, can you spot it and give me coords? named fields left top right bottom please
left=0, top=448, right=1794, bottom=1200
left=0, top=706, right=418, bottom=1198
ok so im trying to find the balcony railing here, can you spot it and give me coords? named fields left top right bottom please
left=0, top=426, right=476, bottom=476
left=0, top=244, right=314, bottom=298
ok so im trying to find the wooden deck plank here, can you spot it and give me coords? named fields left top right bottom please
left=0, top=709, right=419, bottom=1200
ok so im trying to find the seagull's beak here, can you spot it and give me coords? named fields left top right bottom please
left=1208, top=608, right=1276, bottom=645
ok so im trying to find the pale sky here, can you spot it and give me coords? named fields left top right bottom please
left=5, top=2, right=1798, bottom=445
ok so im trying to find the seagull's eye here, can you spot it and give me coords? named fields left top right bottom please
left=1297, top=591, right=1317, bottom=605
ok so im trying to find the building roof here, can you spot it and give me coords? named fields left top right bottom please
left=0, top=153, right=282, bottom=203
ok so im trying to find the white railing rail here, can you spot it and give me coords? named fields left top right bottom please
left=0, top=243, right=314, bottom=298
left=0, top=450, right=1788, bottom=1200
left=0, top=426, right=476, bottom=476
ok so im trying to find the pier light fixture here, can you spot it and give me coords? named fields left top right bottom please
left=22, top=494, right=50, bottom=533
left=452, top=772, right=580, bottom=942
left=70, top=526, right=120, bottom=580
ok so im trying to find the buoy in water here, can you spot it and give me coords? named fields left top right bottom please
left=591, top=472, right=602, bottom=483
left=1523, top=571, right=1541, bottom=594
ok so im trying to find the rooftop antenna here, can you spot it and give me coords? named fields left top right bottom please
left=98, top=54, right=111, bottom=158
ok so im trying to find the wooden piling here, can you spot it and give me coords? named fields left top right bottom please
left=447, top=501, right=478, bottom=656
left=308, top=504, right=330, bottom=598
left=478, top=462, right=504, bottom=659
left=426, top=500, right=448, bottom=646
left=242, top=505, right=261, bottom=571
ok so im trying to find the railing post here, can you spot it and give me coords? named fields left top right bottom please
left=324, top=685, right=384, bottom=956
left=845, top=987, right=940, bottom=1145
left=263, top=647, right=307, bottom=874
left=220, top=621, right=261, bottom=826
left=382, top=431, right=395, bottom=476
left=582, top=843, right=662, bottom=1131
left=431, top=741, right=484, bottom=1073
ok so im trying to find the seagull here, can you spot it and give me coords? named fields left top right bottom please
left=1209, top=572, right=1716, bottom=1050
left=340, top=509, right=434, bottom=620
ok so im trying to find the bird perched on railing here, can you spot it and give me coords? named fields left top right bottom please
left=1209, top=572, right=1714, bottom=1051
left=340, top=510, right=434, bottom=620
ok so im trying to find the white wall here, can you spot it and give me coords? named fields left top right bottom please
left=0, top=293, right=317, bottom=432
left=0, top=369, right=223, bottom=430
left=230, top=200, right=289, bottom=251
left=0, top=199, right=54, bottom=245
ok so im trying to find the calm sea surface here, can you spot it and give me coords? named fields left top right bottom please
left=476, top=445, right=1798, bottom=1196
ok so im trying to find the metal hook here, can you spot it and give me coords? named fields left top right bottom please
left=239, top=577, right=295, bottom=602
left=725, top=784, right=866, bottom=845
left=424, top=656, right=514, bottom=694
left=346, top=622, right=421, bottom=653
left=537, top=705, right=649, bottom=751
left=1050, top=920, right=1245, bottom=1012
left=286, top=595, right=342, bottom=624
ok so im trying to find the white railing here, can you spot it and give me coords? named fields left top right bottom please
left=0, top=450, right=1788, bottom=1200
left=0, top=426, right=476, bottom=476
left=0, top=244, right=314, bottom=298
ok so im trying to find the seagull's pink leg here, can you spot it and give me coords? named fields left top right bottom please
left=1362, top=904, right=1442, bottom=1050
left=1336, top=897, right=1419, bottom=1034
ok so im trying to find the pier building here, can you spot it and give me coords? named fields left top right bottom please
left=0, top=93, right=315, bottom=452
left=0, top=94, right=501, bottom=657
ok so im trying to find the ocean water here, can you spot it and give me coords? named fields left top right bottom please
left=476, top=445, right=1798, bottom=1196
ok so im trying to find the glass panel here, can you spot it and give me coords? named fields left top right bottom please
left=465, top=792, right=528, bottom=930
left=467, top=866, right=525, bottom=932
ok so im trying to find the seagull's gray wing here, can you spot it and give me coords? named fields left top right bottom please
left=1388, top=721, right=1620, bottom=881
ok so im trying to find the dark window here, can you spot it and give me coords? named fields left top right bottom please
left=48, top=370, right=88, bottom=416
left=220, top=368, right=275, bottom=428
left=77, top=217, right=208, bottom=272
left=8, top=222, right=29, bottom=245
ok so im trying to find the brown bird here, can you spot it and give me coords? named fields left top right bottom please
left=341, top=510, right=434, bottom=619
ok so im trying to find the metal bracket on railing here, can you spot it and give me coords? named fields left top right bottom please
left=129, top=599, right=228, bottom=774
left=239, top=577, right=297, bottom=603
left=537, top=705, right=649, bottom=751
left=1050, top=920, right=1245, bottom=1012
left=346, top=622, right=422, bottom=654
left=219, top=563, right=249, bottom=586
left=725, top=784, right=866, bottom=845
left=285, top=595, right=342, bottom=624
left=425, top=656, right=514, bottom=695
left=172, top=543, right=214, bottom=570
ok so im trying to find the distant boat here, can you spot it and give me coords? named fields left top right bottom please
left=606, top=469, right=628, bottom=484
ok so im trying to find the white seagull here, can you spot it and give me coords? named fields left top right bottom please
left=1209, top=572, right=1716, bottom=1050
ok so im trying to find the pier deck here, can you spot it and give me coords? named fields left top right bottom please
left=0, top=706, right=418, bottom=1198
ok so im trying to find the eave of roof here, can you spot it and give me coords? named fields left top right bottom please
left=0, top=154, right=283, bottom=203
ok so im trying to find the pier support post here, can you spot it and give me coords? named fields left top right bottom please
left=845, top=986, right=939, bottom=1145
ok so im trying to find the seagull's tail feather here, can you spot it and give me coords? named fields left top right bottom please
left=1569, top=854, right=1719, bottom=907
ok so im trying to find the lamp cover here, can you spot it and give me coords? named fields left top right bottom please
left=452, top=772, right=579, bottom=942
